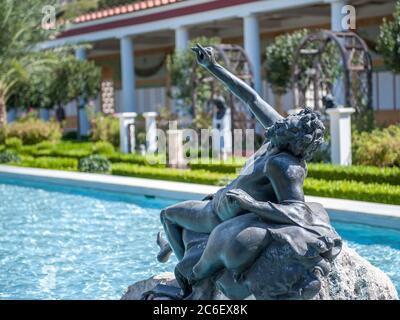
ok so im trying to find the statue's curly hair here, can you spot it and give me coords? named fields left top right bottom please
left=265, top=107, right=325, bottom=160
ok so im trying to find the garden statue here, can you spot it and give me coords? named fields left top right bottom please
left=145, top=44, right=343, bottom=300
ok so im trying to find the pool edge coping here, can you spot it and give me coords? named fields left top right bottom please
left=1, top=164, right=399, bottom=229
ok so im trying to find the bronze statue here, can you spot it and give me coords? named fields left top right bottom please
left=149, top=44, right=342, bottom=300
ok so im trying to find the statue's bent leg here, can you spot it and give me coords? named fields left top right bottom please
left=192, top=214, right=271, bottom=281
left=160, top=200, right=218, bottom=261
left=223, top=226, right=270, bottom=275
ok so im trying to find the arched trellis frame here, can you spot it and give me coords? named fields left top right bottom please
left=191, top=44, right=255, bottom=130
left=292, top=30, right=372, bottom=115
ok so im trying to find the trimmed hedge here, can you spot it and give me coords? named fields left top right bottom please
left=307, top=163, right=400, bottom=186
left=189, top=162, right=242, bottom=174
left=18, top=156, right=78, bottom=170
left=3, top=154, right=399, bottom=204
left=190, top=162, right=400, bottom=186
left=112, top=163, right=234, bottom=186
left=304, top=178, right=400, bottom=205
left=113, top=163, right=400, bottom=204
left=107, top=152, right=165, bottom=167
left=15, top=142, right=165, bottom=167
left=5, top=137, right=23, bottom=151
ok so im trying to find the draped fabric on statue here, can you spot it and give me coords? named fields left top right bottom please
left=174, top=200, right=342, bottom=300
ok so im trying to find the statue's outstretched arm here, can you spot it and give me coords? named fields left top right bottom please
left=192, top=44, right=283, bottom=128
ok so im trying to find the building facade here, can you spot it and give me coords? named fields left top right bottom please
left=40, top=0, right=399, bottom=130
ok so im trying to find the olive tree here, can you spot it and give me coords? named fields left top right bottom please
left=265, top=30, right=308, bottom=114
left=167, top=36, right=221, bottom=129
left=377, top=0, right=400, bottom=74
left=265, top=29, right=340, bottom=114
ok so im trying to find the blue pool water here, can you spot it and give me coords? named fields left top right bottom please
left=0, top=177, right=399, bottom=299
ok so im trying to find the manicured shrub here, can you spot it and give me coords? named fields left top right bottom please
left=0, top=126, right=7, bottom=144
left=0, top=150, right=20, bottom=163
left=36, top=141, right=54, bottom=150
left=78, top=155, right=111, bottom=173
left=352, top=125, right=400, bottom=167
left=189, top=162, right=241, bottom=174
left=5, top=137, right=23, bottom=151
left=112, top=163, right=400, bottom=204
left=90, top=114, right=120, bottom=148
left=190, top=161, right=400, bottom=186
left=307, top=163, right=400, bottom=186
left=92, top=141, right=114, bottom=155
left=19, top=156, right=78, bottom=170
left=107, top=152, right=165, bottom=167
left=7, top=119, right=62, bottom=145
left=112, top=163, right=234, bottom=186
left=304, top=178, right=400, bottom=205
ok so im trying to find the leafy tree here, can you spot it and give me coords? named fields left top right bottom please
left=265, top=30, right=308, bottom=114
left=265, top=29, right=340, bottom=113
left=167, top=36, right=221, bottom=129
left=265, top=30, right=308, bottom=94
left=377, top=0, right=400, bottom=74
left=62, top=0, right=99, bottom=20
left=0, top=0, right=59, bottom=125
left=64, top=55, right=101, bottom=138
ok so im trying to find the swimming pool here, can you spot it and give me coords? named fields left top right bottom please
left=0, top=177, right=399, bottom=299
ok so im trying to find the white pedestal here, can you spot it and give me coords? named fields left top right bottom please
left=175, top=26, right=189, bottom=52
left=79, top=108, right=90, bottom=136
left=7, top=108, right=17, bottom=123
left=116, top=112, right=137, bottom=153
left=39, top=108, right=50, bottom=121
left=212, top=108, right=232, bottom=160
left=167, top=129, right=186, bottom=168
left=143, top=112, right=158, bottom=154
left=326, top=107, right=355, bottom=166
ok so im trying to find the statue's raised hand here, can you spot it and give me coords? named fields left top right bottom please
left=191, top=43, right=216, bottom=68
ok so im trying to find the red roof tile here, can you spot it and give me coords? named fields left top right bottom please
left=73, top=0, right=184, bottom=24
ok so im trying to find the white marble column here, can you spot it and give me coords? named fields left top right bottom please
left=326, top=107, right=355, bottom=165
left=175, top=26, right=189, bottom=52
left=143, top=112, right=158, bottom=153
left=120, top=36, right=136, bottom=113
left=75, top=47, right=90, bottom=136
left=329, top=0, right=348, bottom=106
left=329, top=0, right=348, bottom=32
left=243, top=14, right=262, bottom=94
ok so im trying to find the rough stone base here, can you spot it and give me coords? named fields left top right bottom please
left=121, top=245, right=398, bottom=300
left=314, top=245, right=398, bottom=300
